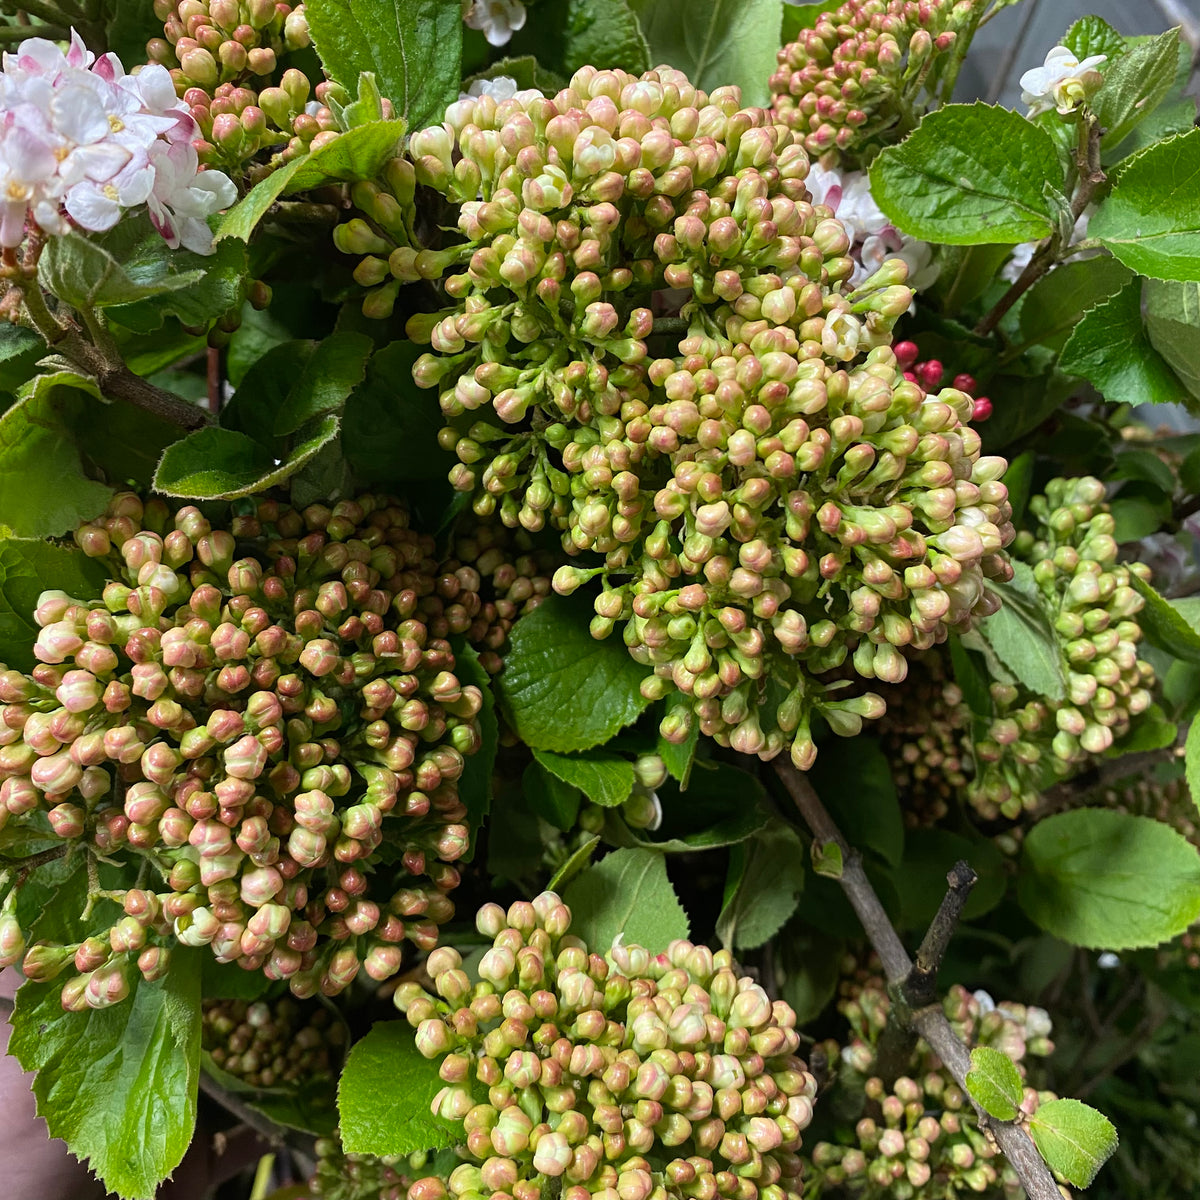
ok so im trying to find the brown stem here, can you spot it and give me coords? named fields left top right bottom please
left=774, top=761, right=1065, bottom=1200
left=974, top=116, right=1106, bottom=339
left=21, top=286, right=210, bottom=431
left=206, top=346, right=222, bottom=415
left=198, top=1074, right=289, bottom=1149
left=908, top=860, right=976, bottom=1009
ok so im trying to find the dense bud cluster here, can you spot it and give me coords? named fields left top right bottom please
left=394, top=66, right=1009, bottom=767
left=880, top=477, right=1155, bottom=823
left=970, top=477, right=1154, bottom=819
left=0, top=493, right=483, bottom=1008
left=203, top=995, right=345, bottom=1088
left=769, top=0, right=982, bottom=162
left=395, top=891, right=818, bottom=1200
left=435, top=522, right=555, bottom=674
left=806, top=960, right=1055, bottom=1197
left=875, top=650, right=969, bottom=828
left=147, top=1, right=335, bottom=172
left=308, top=1139, right=422, bottom=1200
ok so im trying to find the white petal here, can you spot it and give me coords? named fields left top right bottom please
left=65, top=182, right=121, bottom=231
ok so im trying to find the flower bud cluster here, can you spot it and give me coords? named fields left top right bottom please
left=395, top=65, right=1010, bottom=768
left=880, top=477, right=1156, bottom=824
left=308, top=1138, right=423, bottom=1200
left=769, top=0, right=982, bottom=163
left=147, top=1, right=335, bottom=173
left=203, top=994, right=345, bottom=1088
left=875, top=651, right=970, bottom=829
left=0, top=492, right=483, bottom=1008
left=395, top=891, right=818, bottom=1200
left=806, top=960, right=1055, bottom=1198
left=433, top=521, right=555, bottom=674
left=970, top=476, right=1155, bottom=819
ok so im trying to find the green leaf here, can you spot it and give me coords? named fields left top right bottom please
left=272, top=331, right=372, bottom=435
left=0, top=376, right=113, bottom=537
left=496, top=593, right=651, bottom=752
left=781, top=1, right=830, bottom=41
left=716, top=821, right=805, bottom=951
left=532, top=747, right=635, bottom=808
left=38, top=218, right=206, bottom=311
left=453, top=642, right=497, bottom=856
left=547, top=834, right=602, bottom=891
left=1093, top=28, right=1181, bottom=152
left=305, top=1, right=461, bottom=130
left=107, top=236, right=249, bottom=333
left=524, top=760, right=582, bottom=830
left=337, top=1022, right=464, bottom=1157
left=628, top=761, right=769, bottom=852
left=1091, top=129, right=1200, bottom=281
left=628, top=0, right=782, bottom=107
left=869, top=103, right=1064, bottom=245
left=563, top=848, right=689, bottom=952
left=0, top=539, right=107, bottom=672
left=10, top=875, right=202, bottom=1200
left=1186, top=718, right=1200, bottom=814
left=1129, top=571, right=1200, bottom=665
left=1058, top=280, right=1184, bottom=406
left=1145, top=279, right=1200, bottom=401
left=811, top=839, right=843, bottom=879
left=895, top=829, right=1007, bottom=925
left=777, top=925, right=844, bottom=1024
left=342, top=340, right=455, bottom=485
left=980, top=561, right=1067, bottom=702
left=808, top=737, right=904, bottom=866
left=511, top=0, right=650, bottom=77
left=1117, top=95, right=1198, bottom=161
left=1015, top=257, right=1134, bottom=352
left=217, top=120, right=407, bottom=243
left=1028, top=1098, right=1119, bottom=1188
left=1019, top=808, right=1200, bottom=949
left=0, top=324, right=45, bottom=392
left=965, top=1046, right=1024, bottom=1122
left=964, top=1046, right=1022, bottom=1118
left=153, top=417, right=339, bottom=500
left=1062, top=15, right=1127, bottom=62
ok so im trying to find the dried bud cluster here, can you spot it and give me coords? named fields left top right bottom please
left=394, top=891, right=818, bottom=1200
left=203, top=994, right=345, bottom=1088
left=769, top=0, right=982, bottom=162
left=0, top=493, right=484, bottom=1008
left=807, top=960, right=1055, bottom=1197
left=880, top=477, right=1156, bottom=823
left=390, top=66, right=1009, bottom=769
left=147, top=0, right=334, bottom=171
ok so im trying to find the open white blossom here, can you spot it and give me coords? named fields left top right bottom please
left=0, top=29, right=234, bottom=253
left=461, top=75, right=543, bottom=104
left=463, top=0, right=527, bottom=47
left=1019, top=45, right=1107, bottom=117
left=806, top=162, right=939, bottom=292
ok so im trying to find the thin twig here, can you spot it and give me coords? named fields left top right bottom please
left=775, top=761, right=1065, bottom=1200
left=206, top=346, right=222, bottom=415
left=974, top=116, right=1105, bottom=338
left=198, top=1075, right=289, bottom=1149
left=908, top=860, right=977, bottom=1009
left=20, top=286, right=211, bottom=430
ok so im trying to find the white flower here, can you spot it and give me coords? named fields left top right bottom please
left=1019, top=45, right=1106, bottom=117
left=972, top=989, right=996, bottom=1014
left=809, top=162, right=938, bottom=292
left=464, top=0, right=527, bottom=47
left=0, top=27, right=233, bottom=252
left=146, top=139, right=237, bottom=255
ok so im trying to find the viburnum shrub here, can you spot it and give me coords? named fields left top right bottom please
left=0, top=3, right=1197, bottom=1200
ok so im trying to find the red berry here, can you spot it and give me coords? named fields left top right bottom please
left=917, top=359, right=943, bottom=388
left=972, top=397, right=992, bottom=421
left=953, top=373, right=977, bottom=393
left=894, top=340, right=919, bottom=367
